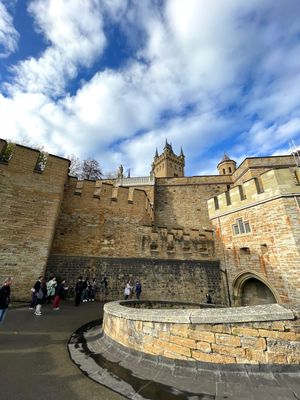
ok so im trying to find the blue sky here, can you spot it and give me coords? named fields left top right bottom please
left=1, top=0, right=300, bottom=176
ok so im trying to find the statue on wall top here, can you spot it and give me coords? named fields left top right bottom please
left=117, top=164, right=124, bottom=179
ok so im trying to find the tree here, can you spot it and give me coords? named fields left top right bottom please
left=81, top=158, right=103, bottom=180
left=67, top=154, right=82, bottom=178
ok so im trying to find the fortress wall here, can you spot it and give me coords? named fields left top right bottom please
left=208, top=168, right=300, bottom=304
left=50, top=178, right=153, bottom=258
left=46, top=256, right=223, bottom=304
left=0, top=144, right=69, bottom=299
left=233, top=156, right=295, bottom=185
left=155, top=176, right=232, bottom=230
left=208, top=167, right=300, bottom=219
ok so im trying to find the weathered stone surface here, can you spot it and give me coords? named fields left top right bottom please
left=188, top=330, right=215, bottom=343
left=212, top=343, right=246, bottom=358
left=196, top=341, right=212, bottom=353
left=215, top=333, right=241, bottom=347
left=103, top=301, right=300, bottom=365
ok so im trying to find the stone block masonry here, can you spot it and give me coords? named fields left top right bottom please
left=208, top=167, right=300, bottom=305
left=46, top=256, right=224, bottom=304
left=0, top=143, right=69, bottom=299
left=103, top=301, right=300, bottom=365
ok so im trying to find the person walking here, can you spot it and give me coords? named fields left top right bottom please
left=206, top=293, right=212, bottom=304
left=100, top=277, right=108, bottom=301
left=29, top=276, right=43, bottom=309
left=52, top=279, right=68, bottom=310
left=124, top=280, right=132, bottom=300
left=46, top=276, right=57, bottom=303
left=34, top=278, right=47, bottom=316
left=90, top=278, right=97, bottom=302
left=74, top=276, right=84, bottom=307
left=0, top=277, right=13, bottom=324
left=135, top=280, right=142, bottom=300
left=81, top=277, right=88, bottom=303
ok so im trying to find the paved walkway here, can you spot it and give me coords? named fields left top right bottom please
left=1, top=302, right=299, bottom=400
left=0, top=302, right=125, bottom=400
left=70, top=323, right=300, bottom=400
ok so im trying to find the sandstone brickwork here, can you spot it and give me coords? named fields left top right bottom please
left=208, top=167, right=300, bottom=305
left=1, top=136, right=299, bottom=306
left=103, top=302, right=300, bottom=364
left=0, top=142, right=69, bottom=298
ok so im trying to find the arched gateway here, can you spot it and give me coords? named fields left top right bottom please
left=233, top=271, right=280, bottom=306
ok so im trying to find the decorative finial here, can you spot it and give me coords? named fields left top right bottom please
left=180, top=146, right=184, bottom=157
left=155, top=148, right=158, bottom=158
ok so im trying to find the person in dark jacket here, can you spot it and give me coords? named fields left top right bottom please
left=135, top=280, right=142, bottom=300
left=206, top=293, right=212, bottom=304
left=52, top=279, right=68, bottom=310
left=0, top=277, right=13, bottom=324
left=34, top=278, right=47, bottom=316
left=74, top=276, right=85, bottom=306
left=29, top=276, right=43, bottom=309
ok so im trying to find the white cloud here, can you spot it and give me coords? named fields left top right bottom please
left=0, top=1, right=19, bottom=58
left=6, top=0, right=106, bottom=96
left=2, top=0, right=300, bottom=176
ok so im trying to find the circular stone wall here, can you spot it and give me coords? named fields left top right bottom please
left=103, top=301, right=300, bottom=365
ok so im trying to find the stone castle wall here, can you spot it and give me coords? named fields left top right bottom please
left=50, top=176, right=217, bottom=261
left=154, top=175, right=232, bottom=230
left=47, top=256, right=224, bottom=304
left=232, top=156, right=296, bottom=185
left=208, top=167, right=300, bottom=305
left=50, top=177, right=153, bottom=258
left=0, top=140, right=69, bottom=298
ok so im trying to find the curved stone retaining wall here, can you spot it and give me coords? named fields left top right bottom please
left=103, top=301, right=300, bottom=365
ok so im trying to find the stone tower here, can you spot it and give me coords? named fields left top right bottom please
left=151, top=140, right=185, bottom=178
left=217, top=153, right=236, bottom=175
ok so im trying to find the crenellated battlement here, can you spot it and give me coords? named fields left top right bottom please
left=208, top=166, right=300, bottom=219
left=0, top=141, right=70, bottom=177
left=70, top=178, right=153, bottom=221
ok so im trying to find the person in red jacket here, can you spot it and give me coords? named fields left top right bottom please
left=52, top=279, right=68, bottom=310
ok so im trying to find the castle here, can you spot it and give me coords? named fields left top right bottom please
left=0, top=138, right=299, bottom=305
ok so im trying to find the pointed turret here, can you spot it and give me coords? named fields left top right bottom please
left=155, top=148, right=158, bottom=158
left=180, top=147, right=184, bottom=157
left=217, top=153, right=236, bottom=175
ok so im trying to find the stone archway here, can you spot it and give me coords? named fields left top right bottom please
left=232, top=272, right=280, bottom=306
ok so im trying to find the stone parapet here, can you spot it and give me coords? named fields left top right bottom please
left=103, top=301, right=300, bottom=365
left=208, top=167, right=300, bottom=219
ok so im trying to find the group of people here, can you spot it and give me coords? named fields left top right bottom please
left=0, top=274, right=213, bottom=323
left=29, top=275, right=110, bottom=314
left=29, top=275, right=68, bottom=315
left=124, top=279, right=142, bottom=300
left=74, top=276, right=99, bottom=306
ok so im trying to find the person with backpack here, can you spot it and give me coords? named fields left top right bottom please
left=29, top=276, right=43, bottom=309
left=0, top=277, right=13, bottom=324
left=74, top=276, right=84, bottom=307
left=34, top=278, right=47, bottom=316
left=46, top=276, right=57, bottom=303
left=52, top=279, right=68, bottom=310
